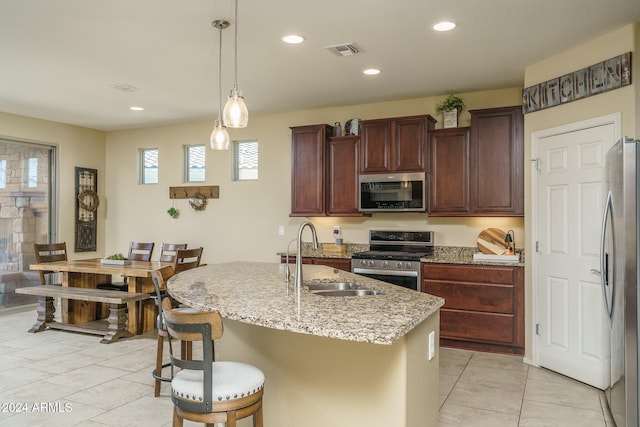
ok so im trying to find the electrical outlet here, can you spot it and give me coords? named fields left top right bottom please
left=428, top=331, right=435, bottom=360
left=278, top=225, right=285, bottom=236
left=333, top=226, right=341, bottom=237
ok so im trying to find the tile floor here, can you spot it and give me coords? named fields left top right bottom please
left=439, top=347, right=614, bottom=427
left=0, top=305, right=615, bottom=426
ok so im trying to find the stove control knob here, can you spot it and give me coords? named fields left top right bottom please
left=382, top=261, right=388, bottom=268
left=396, top=261, right=403, bottom=269
left=404, top=262, right=412, bottom=269
left=367, top=260, right=375, bottom=267
left=360, top=260, right=367, bottom=267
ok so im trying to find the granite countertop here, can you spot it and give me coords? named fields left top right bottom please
left=278, top=243, right=368, bottom=259
left=424, top=246, right=525, bottom=267
left=280, top=243, right=525, bottom=267
left=167, top=261, right=444, bottom=345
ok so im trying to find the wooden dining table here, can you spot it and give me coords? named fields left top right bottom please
left=29, top=258, right=173, bottom=335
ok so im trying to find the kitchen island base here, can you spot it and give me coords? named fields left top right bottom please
left=217, top=312, right=440, bottom=427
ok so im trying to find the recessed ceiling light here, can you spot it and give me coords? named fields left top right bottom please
left=363, top=68, right=381, bottom=76
left=282, top=34, right=304, bottom=44
left=433, top=21, right=456, bottom=32
left=130, top=106, right=144, bottom=111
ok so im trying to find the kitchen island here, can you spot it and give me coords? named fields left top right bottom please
left=167, top=261, right=444, bottom=427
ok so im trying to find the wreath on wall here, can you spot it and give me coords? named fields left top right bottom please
left=188, top=192, right=208, bottom=211
left=77, top=189, right=100, bottom=212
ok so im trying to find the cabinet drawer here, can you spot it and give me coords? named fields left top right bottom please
left=440, top=309, right=514, bottom=344
left=424, top=280, right=513, bottom=313
left=423, top=263, right=515, bottom=284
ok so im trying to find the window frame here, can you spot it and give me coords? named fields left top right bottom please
left=138, top=148, right=159, bottom=185
left=233, top=140, right=259, bottom=181
left=183, top=144, right=206, bottom=183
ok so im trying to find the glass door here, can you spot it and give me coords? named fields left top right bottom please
left=0, top=139, right=56, bottom=309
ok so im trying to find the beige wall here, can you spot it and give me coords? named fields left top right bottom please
left=0, top=112, right=106, bottom=259
left=523, top=23, right=639, bottom=361
left=104, top=88, right=524, bottom=263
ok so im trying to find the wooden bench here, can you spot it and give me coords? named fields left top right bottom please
left=15, top=285, right=150, bottom=344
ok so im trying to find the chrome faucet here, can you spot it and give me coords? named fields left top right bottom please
left=284, top=238, right=296, bottom=282
left=294, top=220, right=319, bottom=289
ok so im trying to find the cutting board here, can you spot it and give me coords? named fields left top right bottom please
left=477, top=228, right=509, bottom=254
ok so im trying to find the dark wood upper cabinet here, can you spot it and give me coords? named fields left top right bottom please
left=360, top=115, right=436, bottom=174
left=290, top=124, right=331, bottom=216
left=428, top=106, right=524, bottom=217
left=428, top=127, right=471, bottom=214
left=470, top=106, right=524, bottom=215
left=290, top=125, right=364, bottom=217
left=327, top=136, right=361, bottom=216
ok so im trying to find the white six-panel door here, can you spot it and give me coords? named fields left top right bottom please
left=534, top=121, right=617, bottom=389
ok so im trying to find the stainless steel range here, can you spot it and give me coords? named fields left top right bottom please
left=351, top=230, right=434, bottom=291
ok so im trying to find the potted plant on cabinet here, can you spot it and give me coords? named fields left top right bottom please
left=435, top=94, right=465, bottom=128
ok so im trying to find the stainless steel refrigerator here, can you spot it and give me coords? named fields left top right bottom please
left=601, top=136, right=639, bottom=427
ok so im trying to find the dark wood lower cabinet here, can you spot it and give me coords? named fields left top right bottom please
left=280, top=256, right=352, bottom=272
left=422, top=263, right=524, bottom=355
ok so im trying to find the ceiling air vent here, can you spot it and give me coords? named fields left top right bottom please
left=324, top=43, right=359, bottom=57
left=110, top=83, right=139, bottom=93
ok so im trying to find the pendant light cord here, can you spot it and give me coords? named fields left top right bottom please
left=218, top=26, right=223, bottom=121
left=233, top=0, right=238, bottom=93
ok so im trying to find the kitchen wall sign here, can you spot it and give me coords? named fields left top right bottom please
left=522, top=52, right=631, bottom=114
left=75, top=167, right=98, bottom=252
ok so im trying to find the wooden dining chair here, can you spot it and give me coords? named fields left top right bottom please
left=173, top=247, right=203, bottom=273
left=128, top=241, right=155, bottom=261
left=33, top=242, right=67, bottom=286
left=159, top=243, right=187, bottom=263
left=162, top=297, right=264, bottom=427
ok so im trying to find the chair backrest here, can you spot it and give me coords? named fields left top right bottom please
left=173, top=247, right=203, bottom=273
left=150, top=268, right=176, bottom=330
left=159, top=243, right=187, bottom=263
left=162, top=297, right=222, bottom=342
left=128, top=241, right=154, bottom=261
left=161, top=297, right=222, bottom=413
left=33, top=242, right=67, bottom=285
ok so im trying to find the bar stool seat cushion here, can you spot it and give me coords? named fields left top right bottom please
left=172, top=361, right=264, bottom=403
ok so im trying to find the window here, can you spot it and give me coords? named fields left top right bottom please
left=139, top=148, right=159, bottom=184
left=28, top=157, right=38, bottom=187
left=184, top=145, right=206, bottom=183
left=233, top=141, right=258, bottom=181
left=0, top=159, right=6, bottom=189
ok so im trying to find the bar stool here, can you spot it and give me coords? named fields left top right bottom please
left=162, top=297, right=264, bottom=427
left=150, top=269, right=200, bottom=397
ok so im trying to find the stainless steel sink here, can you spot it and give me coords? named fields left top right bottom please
left=305, top=282, right=356, bottom=291
left=313, top=289, right=383, bottom=297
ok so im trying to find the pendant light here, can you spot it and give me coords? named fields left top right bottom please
left=210, top=20, right=231, bottom=150
left=222, top=0, right=248, bottom=128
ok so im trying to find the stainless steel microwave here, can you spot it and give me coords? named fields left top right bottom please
left=359, top=172, right=427, bottom=212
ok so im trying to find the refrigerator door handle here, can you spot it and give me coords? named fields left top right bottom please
left=600, top=190, right=614, bottom=327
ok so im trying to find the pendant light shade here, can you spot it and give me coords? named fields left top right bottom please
left=223, top=85, right=248, bottom=128
left=210, top=119, right=230, bottom=150
left=223, top=0, right=248, bottom=128
left=210, top=20, right=231, bottom=150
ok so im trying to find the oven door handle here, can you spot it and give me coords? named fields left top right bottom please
left=352, top=268, right=418, bottom=278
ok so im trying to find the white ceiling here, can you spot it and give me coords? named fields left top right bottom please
left=1, top=0, right=639, bottom=131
